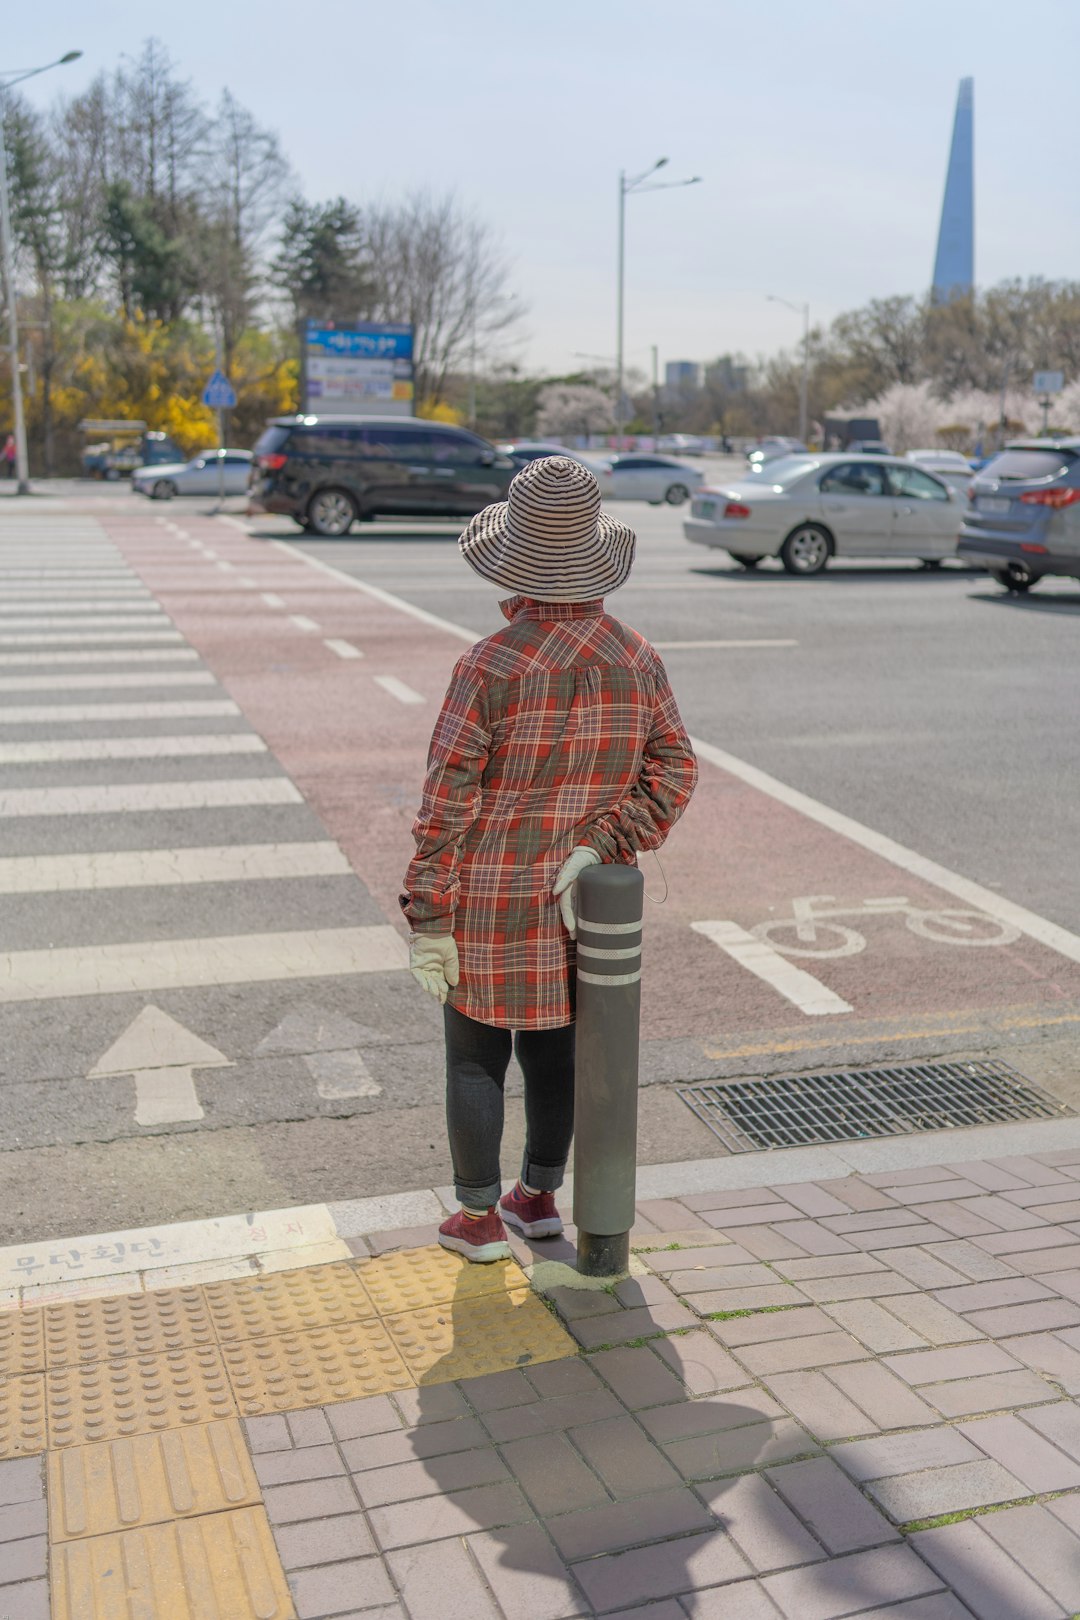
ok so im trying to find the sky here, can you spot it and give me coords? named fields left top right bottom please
left=10, top=0, right=1080, bottom=378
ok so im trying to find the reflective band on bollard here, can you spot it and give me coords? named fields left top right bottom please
left=573, top=863, right=644, bottom=1277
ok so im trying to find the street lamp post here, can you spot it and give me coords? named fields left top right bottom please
left=616, top=160, right=701, bottom=450
left=0, top=51, right=82, bottom=494
left=767, top=294, right=810, bottom=445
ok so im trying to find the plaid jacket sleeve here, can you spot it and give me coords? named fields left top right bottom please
left=400, top=657, right=491, bottom=935
left=581, top=654, right=698, bottom=863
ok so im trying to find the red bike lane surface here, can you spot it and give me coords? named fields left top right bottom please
left=106, top=512, right=1080, bottom=1066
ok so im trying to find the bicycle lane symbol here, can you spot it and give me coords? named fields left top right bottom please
left=751, top=894, right=1022, bottom=959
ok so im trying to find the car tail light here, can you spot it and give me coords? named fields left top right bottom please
left=724, top=501, right=752, bottom=519
left=1020, top=542, right=1048, bottom=553
left=967, top=484, right=976, bottom=501
left=258, top=453, right=287, bottom=471
left=1019, top=487, right=1080, bottom=508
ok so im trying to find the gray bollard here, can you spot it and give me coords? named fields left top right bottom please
left=572, top=863, right=645, bottom=1277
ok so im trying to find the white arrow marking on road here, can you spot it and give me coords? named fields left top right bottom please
left=304, top=1049, right=382, bottom=1100
left=88, top=1005, right=233, bottom=1125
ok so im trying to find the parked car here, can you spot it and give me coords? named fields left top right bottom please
left=607, top=454, right=703, bottom=506
left=249, top=416, right=516, bottom=534
left=958, top=438, right=1080, bottom=591
left=847, top=439, right=893, bottom=456
left=656, top=433, right=710, bottom=455
left=905, top=449, right=975, bottom=500
left=132, top=449, right=253, bottom=500
left=684, top=453, right=962, bottom=575
left=747, top=437, right=807, bottom=468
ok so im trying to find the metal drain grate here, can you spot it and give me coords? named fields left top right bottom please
left=677, top=1059, right=1069, bottom=1153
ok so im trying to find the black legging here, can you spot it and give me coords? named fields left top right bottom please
left=443, top=1004, right=575, bottom=1209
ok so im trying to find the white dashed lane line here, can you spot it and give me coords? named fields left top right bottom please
left=374, top=674, right=424, bottom=705
left=323, top=639, right=363, bottom=660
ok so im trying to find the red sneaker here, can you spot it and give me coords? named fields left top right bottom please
left=438, top=1207, right=511, bottom=1263
left=499, top=1183, right=564, bottom=1239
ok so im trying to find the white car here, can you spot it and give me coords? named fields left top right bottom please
left=132, top=449, right=253, bottom=499
left=747, top=437, right=807, bottom=468
left=683, top=453, right=963, bottom=575
left=905, top=449, right=974, bottom=500
left=607, top=454, right=703, bottom=506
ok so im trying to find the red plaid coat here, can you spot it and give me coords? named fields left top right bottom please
left=400, top=597, right=698, bottom=1029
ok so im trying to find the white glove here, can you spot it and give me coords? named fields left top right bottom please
left=552, top=846, right=601, bottom=938
left=409, top=935, right=460, bottom=1004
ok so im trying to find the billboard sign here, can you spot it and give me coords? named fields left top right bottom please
left=304, top=322, right=415, bottom=415
left=1034, top=371, right=1065, bottom=396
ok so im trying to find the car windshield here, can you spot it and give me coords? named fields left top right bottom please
left=980, top=448, right=1078, bottom=482
left=749, top=456, right=818, bottom=487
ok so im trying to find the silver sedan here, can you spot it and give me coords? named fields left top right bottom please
left=608, top=454, right=704, bottom=506
left=683, top=454, right=963, bottom=575
left=132, top=449, right=253, bottom=499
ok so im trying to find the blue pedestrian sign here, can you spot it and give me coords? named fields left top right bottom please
left=202, top=369, right=237, bottom=410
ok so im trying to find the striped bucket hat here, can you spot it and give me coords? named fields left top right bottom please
left=458, top=456, right=636, bottom=602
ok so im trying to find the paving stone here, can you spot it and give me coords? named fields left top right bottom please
left=391, top=1384, right=469, bottom=1426
left=1041, top=1267, right=1080, bottom=1304
left=588, top=1346, right=685, bottom=1409
left=690, top=1286, right=809, bottom=1316
left=341, top=1416, right=488, bottom=1471
left=883, top=1180, right=987, bottom=1206
left=707, top=1306, right=834, bottom=1347
left=847, top=1223, right=954, bottom=1251
left=875, top=1293, right=983, bottom=1345
left=968, top=1297, right=1080, bottom=1336
left=870, top=1249, right=968, bottom=1289
left=912, top=1519, right=1063, bottom=1620
left=823, top=1210, right=927, bottom=1235
left=666, top=1264, right=781, bottom=1294
left=960, top=1411, right=1080, bottom=1490
left=366, top=1224, right=442, bottom=1254
left=567, top=1414, right=681, bottom=1498
left=594, top=1605, right=684, bottom=1620
left=773, top=1254, right=888, bottom=1282
left=683, top=1189, right=793, bottom=1213
left=821, top=1299, right=926, bottom=1353
left=368, top=1481, right=533, bottom=1550
left=716, top=1225, right=809, bottom=1261
left=815, top=1178, right=899, bottom=1213
left=263, top=1475, right=360, bottom=1525
left=734, top=1331, right=870, bottom=1376
left=327, top=1394, right=403, bottom=1442
left=570, top=1524, right=749, bottom=1611
left=864, top=1167, right=962, bottom=1190
left=456, top=1368, right=536, bottom=1412
left=664, top=1418, right=816, bottom=1481
left=831, top=1427, right=982, bottom=1483
left=480, top=1389, right=622, bottom=1443
left=612, top=1274, right=678, bottom=1309
left=846, top=1598, right=974, bottom=1620
left=547, top=1485, right=712, bottom=1562
left=644, top=1244, right=757, bottom=1274
left=254, top=1443, right=347, bottom=1486
left=498, top=1432, right=608, bottom=1517
left=922, top=1368, right=1058, bottom=1418
left=568, top=1301, right=697, bottom=1349
left=778, top=1184, right=852, bottom=1219
left=882, top=1342, right=1019, bottom=1385
left=931, top=1277, right=1055, bottom=1312
left=957, top=1196, right=1047, bottom=1231
left=978, top=1501, right=1080, bottom=1612
left=0, top=1460, right=41, bottom=1507
left=701, top=1469, right=826, bottom=1571
left=920, top=1240, right=1017, bottom=1281
left=868, top=1458, right=1027, bottom=1523
left=467, top=1523, right=583, bottom=1620
left=0, top=1501, right=45, bottom=1543
left=244, top=1414, right=291, bottom=1454
left=634, top=1199, right=712, bottom=1233
left=286, top=1408, right=334, bottom=1448
left=972, top=1223, right=1077, bottom=1255
left=651, top=1331, right=748, bottom=1395
left=772, top=1222, right=856, bottom=1257
left=920, top=1201, right=1000, bottom=1238
left=1019, top=1398, right=1080, bottom=1459
left=639, top=1387, right=785, bottom=1443
left=681, top=1580, right=783, bottom=1619
left=274, top=1512, right=376, bottom=1572
left=1048, top=1490, right=1080, bottom=1535
left=763, top=1371, right=876, bottom=1443
left=768, top=1456, right=898, bottom=1551
left=946, top=1159, right=1030, bottom=1192
left=999, top=1332, right=1080, bottom=1394
left=1005, top=1243, right=1080, bottom=1278
left=0, top=1537, right=46, bottom=1585
left=385, top=1538, right=502, bottom=1620
left=0, top=1578, right=48, bottom=1620
left=525, top=1358, right=601, bottom=1398
left=762, top=1543, right=940, bottom=1620
left=992, top=1154, right=1071, bottom=1186
left=352, top=1448, right=509, bottom=1508
left=1024, top=1200, right=1080, bottom=1222
left=824, top=1362, right=938, bottom=1430
left=795, top=1272, right=918, bottom=1303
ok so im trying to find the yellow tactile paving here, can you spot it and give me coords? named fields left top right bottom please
left=0, top=1372, right=47, bottom=1459
left=203, top=1261, right=375, bottom=1342
left=221, top=1317, right=413, bottom=1415
left=48, top=1418, right=260, bottom=1541
left=356, top=1246, right=531, bottom=1314
left=47, top=1345, right=237, bottom=1448
left=51, top=1504, right=295, bottom=1619
left=385, top=1287, right=578, bottom=1382
left=43, top=1286, right=216, bottom=1368
left=0, top=1304, right=45, bottom=1376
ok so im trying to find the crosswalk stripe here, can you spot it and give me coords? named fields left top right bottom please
left=0, top=616, right=167, bottom=630
left=0, top=671, right=215, bottom=692
left=0, top=699, right=238, bottom=724
left=0, top=841, right=348, bottom=893
left=0, top=735, right=266, bottom=764
left=0, top=925, right=408, bottom=1001
left=0, top=587, right=150, bottom=596
left=0, top=631, right=183, bottom=645
left=0, top=602, right=160, bottom=613
left=0, top=650, right=199, bottom=666
left=0, top=778, right=300, bottom=816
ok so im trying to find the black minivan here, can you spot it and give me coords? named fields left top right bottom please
left=249, top=414, right=516, bottom=535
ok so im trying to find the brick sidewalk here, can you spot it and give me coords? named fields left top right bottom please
left=4, top=1148, right=1080, bottom=1614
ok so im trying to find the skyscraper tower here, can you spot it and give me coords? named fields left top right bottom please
left=932, top=78, right=975, bottom=301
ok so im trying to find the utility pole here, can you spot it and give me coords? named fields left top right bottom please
left=651, top=344, right=660, bottom=440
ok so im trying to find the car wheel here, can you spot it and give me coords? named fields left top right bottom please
left=989, top=564, right=1035, bottom=593
left=152, top=480, right=176, bottom=500
left=664, top=483, right=690, bottom=506
left=728, top=552, right=760, bottom=569
left=307, top=488, right=356, bottom=537
left=780, top=523, right=831, bottom=576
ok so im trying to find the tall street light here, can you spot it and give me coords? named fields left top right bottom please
left=0, top=50, right=82, bottom=494
left=616, top=160, right=701, bottom=449
left=767, top=294, right=810, bottom=445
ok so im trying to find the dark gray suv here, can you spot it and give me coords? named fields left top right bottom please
left=959, top=438, right=1080, bottom=591
left=249, top=414, right=516, bottom=535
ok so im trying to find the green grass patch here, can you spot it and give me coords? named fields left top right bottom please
left=901, top=1493, right=1042, bottom=1534
left=704, top=1303, right=803, bottom=1322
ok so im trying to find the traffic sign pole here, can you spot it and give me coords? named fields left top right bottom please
left=202, top=360, right=237, bottom=510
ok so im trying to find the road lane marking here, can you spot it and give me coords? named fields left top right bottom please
left=653, top=639, right=798, bottom=649
left=288, top=614, right=320, bottom=632
left=0, top=925, right=409, bottom=1002
left=90, top=1006, right=232, bottom=1126
left=0, top=649, right=199, bottom=666
left=0, top=778, right=300, bottom=817
left=691, top=736, right=1080, bottom=972
left=216, top=561, right=235, bottom=571
left=0, top=840, right=348, bottom=893
left=0, top=699, right=238, bottom=724
left=0, top=735, right=266, bottom=764
left=0, top=671, right=215, bottom=692
left=324, top=639, right=363, bottom=659
left=0, top=615, right=167, bottom=630
left=260, top=593, right=285, bottom=608
left=0, top=631, right=183, bottom=645
left=691, top=919, right=854, bottom=1016
left=374, top=675, right=424, bottom=705
left=305, top=1049, right=382, bottom=1099
left=0, top=586, right=150, bottom=597
left=269, top=536, right=479, bottom=645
